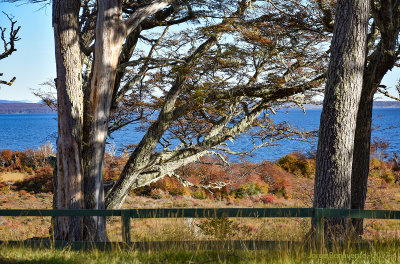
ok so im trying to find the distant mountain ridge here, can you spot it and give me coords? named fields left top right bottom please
left=301, top=101, right=400, bottom=109
left=0, top=100, right=399, bottom=114
left=0, top=100, right=54, bottom=114
left=373, top=101, right=400, bottom=108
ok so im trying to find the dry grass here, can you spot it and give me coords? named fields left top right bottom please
left=0, top=172, right=27, bottom=182
left=1, top=241, right=400, bottom=263
left=0, top=169, right=400, bottom=243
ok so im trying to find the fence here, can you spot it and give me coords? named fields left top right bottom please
left=0, top=208, right=400, bottom=248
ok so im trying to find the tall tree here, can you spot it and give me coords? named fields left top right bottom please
left=52, top=0, right=84, bottom=241
left=351, top=0, right=400, bottom=237
left=313, top=0, right=370, bottom=240
left=8, top=0, right=328, bottom=241
left=316, top=0, right=400, bottom=237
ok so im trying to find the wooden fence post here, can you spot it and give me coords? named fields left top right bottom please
left=121, top=211, right=131, bottom=244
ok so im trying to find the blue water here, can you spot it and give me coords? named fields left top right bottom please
left=0, top=109, right=399, bottom=162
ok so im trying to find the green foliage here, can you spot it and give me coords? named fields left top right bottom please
left=233, top=187, right=246, bottom=199
left=234, top=182, right=265, bottom=199
left=276, top=153, right=315, bottom=178
left=369, top=158, right=395, bottom=184
left=244, top=182, right=262, bottom=196
left=2, top=243, right=400, bottom=264
left=370, top=158, right=382, bottom=170
left=192, top=189, right=207, bottom=200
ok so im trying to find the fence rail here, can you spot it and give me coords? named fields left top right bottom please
left=1, top=208, right=400, bottom=246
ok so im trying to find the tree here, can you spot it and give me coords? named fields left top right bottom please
left=317, top=0, right=400, bottom=238
left=57, top=0, right=329, bottom=241
left=0, top=11, right=20, bottom=86
left=313, top=0, right=370, bottom=240
left=7, top=0, right=328, bottom=241
left=351, top=0, right=400, bottom=237
left=52, top=0, right=85, bottom=241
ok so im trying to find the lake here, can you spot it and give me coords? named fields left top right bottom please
left=0, top=108, right=399, bottom=162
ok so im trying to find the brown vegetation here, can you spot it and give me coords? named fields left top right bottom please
left=1, top=147, right=400, bottom=241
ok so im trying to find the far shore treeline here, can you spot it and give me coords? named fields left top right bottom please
left=0, top=101, right=54, bottom=114
left=1, top=100, right=400, bottom=115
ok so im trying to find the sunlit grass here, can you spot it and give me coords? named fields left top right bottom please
left=1, top=241, right=400, bottom=263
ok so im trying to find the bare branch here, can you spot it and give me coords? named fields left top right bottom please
left=377, top=86, right=400, bottom=101
left=0, top=76, right=16, bottom=86
left=0, top=12, right=21, bottom=60
left=125, top=0, right=174, bottom=35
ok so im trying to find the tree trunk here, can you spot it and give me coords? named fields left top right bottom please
left=82, top=0, right=126, bottom=241
left=52, top=0, right=84, bottom=241
left=351, top=40, right=399, bottom=237
left=350, top=90, right=373, bottom=237
left=313, top=0, right=370, bottom=240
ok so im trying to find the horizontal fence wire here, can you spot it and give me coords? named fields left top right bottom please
left=1, top=208, right=400, bottom=249
left=0, top=208, right=400, bottom=219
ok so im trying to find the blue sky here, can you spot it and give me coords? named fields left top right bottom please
left=0, top=2, right=399, bottom=102
left=0, top=1, right=55, bottom=102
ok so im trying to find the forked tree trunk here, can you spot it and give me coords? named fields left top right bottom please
left=313, top=0, right=370, bottom=240
left=82, top=0, right=172, bottom=215
left=52, top=0, right=84, bottom=241
left=82, top=0, right=126, bottom=241
left=52, top=0, right=175, bottom=241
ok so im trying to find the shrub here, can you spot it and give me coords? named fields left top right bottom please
left=0, top=150, right=12, bottom=167
left=233, top=182, right=268, bottom=199
left=132, top=185, right=152, bottom=196
left=196, top=217, right=243, bottom=240
left=244, top=182, right=262, bottom=196
left=233, top=187, right=246, bottom=199
left=150, top=189, right=167, bottom=199
left=381, top=170, right=395, bottom=184
left=370, top=158, right=382, bottom=170
left=103, top=153, right=128, bottom=181
left=192, top=189, right=207, bottom=200
left=14, top=165, right=53, bottom=193
left=259, top=194, right=275, bottom=204
left=369, top=157, right=395, bottom=184
left=276, top=152, right=315, bottom=178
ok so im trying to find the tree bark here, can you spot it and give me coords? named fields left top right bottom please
left=313, top=0, right=370, bottom=240
left=351, top=41, right=399, bottom=237
left=81, top=0, right=172, bottom=239
left=52, top=0, right=84, bottom=241
left=350, top=88, right=373, bottom=237
left=82, top=0, right=126, bottom=241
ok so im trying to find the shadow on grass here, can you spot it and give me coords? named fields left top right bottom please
left=0, top=257, right=70, bottom=264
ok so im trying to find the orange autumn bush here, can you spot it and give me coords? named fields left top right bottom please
left=14, top=165, right=53, bottom=193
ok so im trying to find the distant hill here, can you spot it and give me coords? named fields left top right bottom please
left=0, top=99, right=399, bottom=114
left=373, top=101, right=400, bottom=108
left=0, top=100, right=54, bottom=114
left=0, top=100, right=25, bottom=104
left=301, top=101, right=400, bottom=110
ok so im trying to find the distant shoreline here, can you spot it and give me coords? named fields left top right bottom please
left=0, top=100, right=399, bottom=114
left=0, top=102, right=55, bottom=115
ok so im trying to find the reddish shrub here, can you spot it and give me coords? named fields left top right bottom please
left=257, top=161, right=292, bottom=193
left=259, top=194, right=275, bottom=204
left=14, top=165, right=53, bottom=193
left=151, top=176, right=190, bottom=196
left=0, top=150, right=12, bottom=166
left=103, top=153, right=128, bottom=181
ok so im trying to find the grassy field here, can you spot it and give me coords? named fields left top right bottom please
left=1, top=242, right=400, bottom=263
left=1, top=150, right=400, bottom=262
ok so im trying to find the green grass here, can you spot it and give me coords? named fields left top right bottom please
left=1, top=242, right=400, bottom=264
